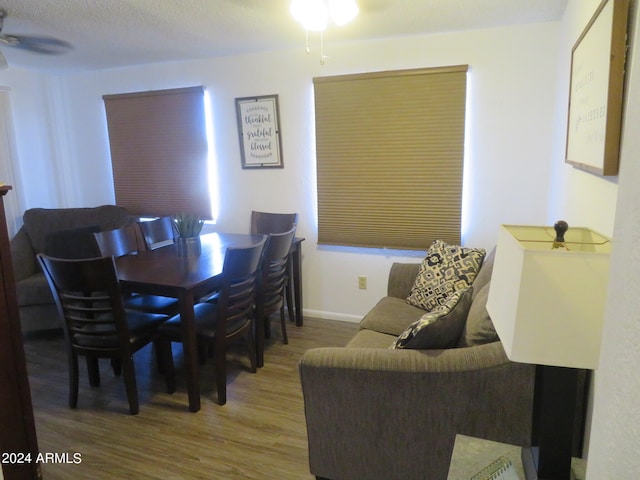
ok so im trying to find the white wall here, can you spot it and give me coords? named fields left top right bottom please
left=4, top=4, right=640, bottom=475
left=0, top=67, right=61, bottom=212
left=0, top=89, right=22, bottom=237
left=585, top=1, right=640, bottom=476
left=1, top=22, right=560, bottom=321
left=548, top=0, right=620, bottom=235
left=548, top=1, right=639, bottom=474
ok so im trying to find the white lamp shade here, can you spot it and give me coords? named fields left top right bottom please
left=486, top=225, right=611, bottom=369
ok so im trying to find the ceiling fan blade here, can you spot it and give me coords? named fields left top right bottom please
left=0, top=50, right=7, bottom=69
left=0, top=33, right=18, bottom=46
left=10, top=35, right=72, bottom=55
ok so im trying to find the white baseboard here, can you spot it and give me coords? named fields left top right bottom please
left=303, top=309, right=361, bottom=323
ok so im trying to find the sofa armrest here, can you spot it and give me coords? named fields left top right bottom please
left=10, top=228, right=36, bottom=282
left=387, top=262, right=420, bottom=298
left=299, top=342, right=535, bottom=480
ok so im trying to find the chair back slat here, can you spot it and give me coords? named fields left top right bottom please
left=223, top=240, right=266, bottom=280
left=250, top=211, right=298, bottom=235
left=217, top=239, right=266, bottom=333
left=38, top=254, right=130, bottom=350
left=94, top=225, right=139, bottom=257
left=226, top=275, right=257, bottom=326
left=38, top=253, right=169, bottom=414
left=138, top=216, right=175, bottom=250
left=259, top=227, right=296, bottom=296
left=253, top=227, right=297, bottom=349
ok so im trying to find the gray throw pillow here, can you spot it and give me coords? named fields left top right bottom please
left=406, top=240, right=485, bottom=311
left=457, top=282, right=499, bottom=347
left=392, top=287, right=473, bottom=350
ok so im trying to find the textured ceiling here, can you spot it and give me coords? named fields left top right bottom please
left=0, top=0, right=567, bottom=73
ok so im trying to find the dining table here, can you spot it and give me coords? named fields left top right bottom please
left=115, top=231, right=267, bottom=412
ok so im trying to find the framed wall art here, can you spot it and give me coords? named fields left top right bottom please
left=235, top=94, right=283, bottom=169
left=565, top=0, right=628, bottom=176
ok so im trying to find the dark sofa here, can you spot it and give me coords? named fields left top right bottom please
left=10, top=205, right=133, bottom=334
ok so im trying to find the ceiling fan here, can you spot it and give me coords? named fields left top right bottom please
left=0, top=8, right=71, bottom=67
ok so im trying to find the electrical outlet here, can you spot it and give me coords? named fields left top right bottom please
left=358, top=276, right=367, bottom=289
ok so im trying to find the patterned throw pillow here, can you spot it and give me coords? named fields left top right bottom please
left=406, top=240, right=485, bottom=311
left=392, top=287, right=473, bottom=349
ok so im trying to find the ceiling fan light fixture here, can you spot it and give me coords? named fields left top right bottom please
left=290, top=0, right=328, bottom=31
left=290, top=0, right=358, bottom=30
left=290, top=0, right=358, bottom=64
left=328, top=0, right=359, bottom=26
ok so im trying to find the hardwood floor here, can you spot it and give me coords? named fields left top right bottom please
left=23, top=317, right=358, bottom=480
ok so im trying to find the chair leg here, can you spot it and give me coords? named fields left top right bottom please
left=111, top=358, right=122, bottom=376
left=158, top=338, right=176, bottom=394
left=264, top=315, right=272, bottom=339
left=285, top=275, right=295, bottom=323
left=120, top=355, right=139, bottom=415
left=198, top=344, right=208, bottom=365
left=153, top=339, right=165, bottom=374
left=280, top=305, right=288, bottom=345
left=86, top=356, right=101, bottom=387
left=255, top=307, right=265, bottom=369
left=247, top=325, right=257, bottom=373
left=214, top=342, right=227, bottom=405
left=68, top=350, right=79, bottom=409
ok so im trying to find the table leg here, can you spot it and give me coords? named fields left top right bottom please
left=291, top=241, right=304, bottom=326
left=179, top=292, right=200, bottom=412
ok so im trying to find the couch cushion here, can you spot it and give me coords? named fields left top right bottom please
left=44, top=224, right=101, bottom=259
left=457, top=282, right=498, bottom=347
left=22, top=205, right=132, bottom=254
left=471, top=247, right=495, bottom=301
left=406, top=240, right=485, bottom=311
left=347, top=329, right=398, bottom=349
left=392, top=287, right=472, bottom=350
left=15, top=273, right=54, bottom=307
left=359, top=297, right=427, bottom=337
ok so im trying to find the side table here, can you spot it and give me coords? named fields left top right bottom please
left=447, top=435, right=586, bottom=480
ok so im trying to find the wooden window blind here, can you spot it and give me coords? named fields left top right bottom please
left=103, top=86, right=211, bottom=219
left=314, top=65, right=468, bottom=250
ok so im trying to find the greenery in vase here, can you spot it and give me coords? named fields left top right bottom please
left=172, top=213, right=204, bottom=238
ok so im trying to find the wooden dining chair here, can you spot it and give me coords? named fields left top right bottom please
left=38, top=254, right=169, bottom=415
left=250, top=210, right=298, bottom=236
left=156, top=238, right=266, bottom=405
left=250, top=210, right=298, bottom=323
left=138, top=216, right=175, bottom=250
left=254, top=227, right=297, bottom=367
left=93, top=224, right=140, bottom=257
left=93, top=225, right=179, bottom=315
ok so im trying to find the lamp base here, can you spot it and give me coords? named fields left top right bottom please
left=524, top=366, right=582, bottom=480
left=521, top=448, right=578, bottom=480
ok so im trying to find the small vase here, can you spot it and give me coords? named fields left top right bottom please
left=176, top=236, right=201, bottom=257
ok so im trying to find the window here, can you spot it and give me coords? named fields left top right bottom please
left=314, top=65, right=468, bottom=250
left=103, top=86, right=212, bottom=219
